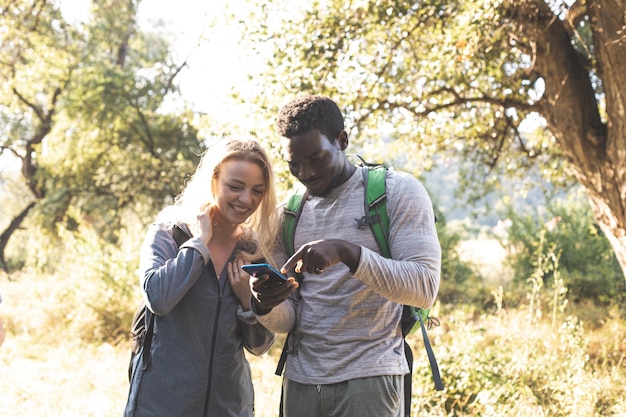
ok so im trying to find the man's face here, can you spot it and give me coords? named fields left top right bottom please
left=281, top=128, right=347, bottom=197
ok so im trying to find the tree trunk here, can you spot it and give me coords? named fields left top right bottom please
left=586, top=193, right=626, bottom=278
left=512, top=0, right=626, bottom=278
left=586, top=0, right=626, bottom=277
left=0, top=202, right=36, bottom=272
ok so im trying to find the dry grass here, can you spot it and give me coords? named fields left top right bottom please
left=247, top=349, right=284, bottom=417
left=0, top=334, right=284, bottom=417
left=1, top=338, right=130, bottom=417
left=0, top=271, right=286, bottom=417
left=2, top=243, right=625, bottom=417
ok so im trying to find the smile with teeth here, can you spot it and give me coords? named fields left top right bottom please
left=232, top=205, right=249, bottom=214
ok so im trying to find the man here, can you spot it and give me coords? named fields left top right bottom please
left=251, top=95, right=441, bottom=417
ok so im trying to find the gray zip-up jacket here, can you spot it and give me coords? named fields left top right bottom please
left=256, top=167, right=441, bottom=385
left=124, top=223, right=275, bottom=417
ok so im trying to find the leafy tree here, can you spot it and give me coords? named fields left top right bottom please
left=0, top=0, right=203, bottom=269
left=243, top=0, right=626, bottom=279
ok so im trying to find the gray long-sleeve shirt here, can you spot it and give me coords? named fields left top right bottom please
left=256, top=166, right=441, bottom=385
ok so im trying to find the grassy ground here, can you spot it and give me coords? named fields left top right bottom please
left=3, top=304, right=624, bottom=417
left=0, top=334, right=284, bottom=417
left=1, top=339, right=130, bottom=417
left=0, top=272, right=285, bottom=417
left=1, top=239, right=625, bottom=416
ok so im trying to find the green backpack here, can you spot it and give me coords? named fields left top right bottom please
left=278, top=162, right=444, bottom=399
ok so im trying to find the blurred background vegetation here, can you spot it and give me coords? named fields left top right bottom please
left=1, top=0, right=625, bottom=416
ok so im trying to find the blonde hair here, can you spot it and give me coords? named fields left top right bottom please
left=156, top=139, right=279, bottom=265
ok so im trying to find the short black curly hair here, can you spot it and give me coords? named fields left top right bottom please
left=275, top=95, right=344, bottom=141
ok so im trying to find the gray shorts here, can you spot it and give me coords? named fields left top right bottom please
left=282, top=375, right=404, bottom=417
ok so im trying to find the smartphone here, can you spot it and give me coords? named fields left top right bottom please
left=241, top=263, right=288, bottom=285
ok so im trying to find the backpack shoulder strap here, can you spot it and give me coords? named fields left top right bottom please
left=276, top=185, right=308, bottom=378
left=141, top=224, right=190, bottom=371
left=281, top=183, right=308, bottom=257
left=361, top=163, right=444, bottom=392
left=172, top=224, right=190, bottom=247
left=361, top=166, right=391, bottom=258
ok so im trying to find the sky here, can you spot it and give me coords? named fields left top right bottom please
left=60, top=0, right=259, bottom=117
left=0, top=1, right=255, bottom=172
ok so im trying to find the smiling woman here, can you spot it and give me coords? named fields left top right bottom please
left=124, top=138, right=279, bottom=417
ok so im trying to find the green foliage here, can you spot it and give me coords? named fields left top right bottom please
left=243, top=0, right=575, bottom=190
left=502, top=190, right=625, bottom=306
left=241, top=0, right=626, bottom=284
left=37, top=108, right=203, bottom=242
left=408, top=238, right=625, bottom=415
left=0, top=0, right=206, bottom=268
left=34, top=222, right=142, bottom=343
left=408, top=301, right=626, bottom=416
left=70, top=233, right=141, bottom=343
left=432, top=208, right=486, bottom=305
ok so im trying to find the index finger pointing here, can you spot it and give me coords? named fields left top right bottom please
left=281, top=248, right=305, bottom=274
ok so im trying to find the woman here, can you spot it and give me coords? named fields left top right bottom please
left=124, top=139, right=278, bottom=417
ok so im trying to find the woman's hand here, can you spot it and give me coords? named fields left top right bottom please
left=196, top=204, right=215, bottom=247
left=228, top=257, right=252, bottom=310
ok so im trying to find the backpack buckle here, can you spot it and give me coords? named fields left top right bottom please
left=355, top=213, right=382, bottom=228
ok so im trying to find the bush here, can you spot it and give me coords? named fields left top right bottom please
left=501, top=190, right=625, bottom=307
left=408, top=291, right=626, bottom=416
left=435, top=210, right=488, bottom=305
left=58, top=225, right=143, bottom=344
left=27, top=223, right=143, bottom=345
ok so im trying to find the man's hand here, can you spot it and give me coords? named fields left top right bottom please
left=250, top=272, right=298, bottom=312
left=281, top=239, right=361, bottom=275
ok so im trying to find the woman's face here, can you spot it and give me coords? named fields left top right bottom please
left=214, top=159, right=266, bottom=224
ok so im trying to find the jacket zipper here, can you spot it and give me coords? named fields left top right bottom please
left=203, top=275, right=224, bottom=417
